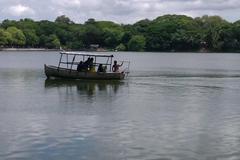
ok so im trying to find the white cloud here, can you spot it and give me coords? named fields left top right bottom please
left=7, top=4, right=35, bottom=16
left=1, top=0, right=240, bottom=23
left=52, top=0, right=81, bottom=8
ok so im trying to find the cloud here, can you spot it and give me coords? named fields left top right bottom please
left=4, top=4, right=35, bottom=17
left=52, top=0, right=81, bottom=8
left=0, top=0, right=240, bottom=23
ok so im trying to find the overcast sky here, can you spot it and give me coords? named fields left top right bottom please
left=1, top=0, right=240, bottom=24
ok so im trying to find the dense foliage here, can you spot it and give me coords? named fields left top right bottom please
left=1, top=15, right=240, bottom=52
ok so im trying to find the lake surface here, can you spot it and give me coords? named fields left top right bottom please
left=1, top=51, right=240, bottom=160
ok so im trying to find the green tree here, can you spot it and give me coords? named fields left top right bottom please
left=116, top=43, right=126, bottom=51
left=23, top=29, right=39, bottom=47
left=0, top=14, right=239, bottom=52
left=55, top=15, right=74, bottom=24
left=128, top=35, right=146, bottom=51
left=1, top=19, right=17, bottom=29
left=6, top=27, right=26, bottom=46
left=85, top=18, right=96, bottom=25
left=17, top=18, right=39, bottom=31
left=195, top=15, right=230, bottom=51
left=66, top=40, right=84, bottom=50
left=45, top=34, right=60, bottom=49
left=65, top=24, right=85, bottom=49
left=103, top=28, right=122, bottom=48
left=55, top=27, right=71, bottom=46
left=133, top=19, right=151, bottom=35
left=0, top=28, right=8, bottom=46
left=121, top=32, right=132, bottom=45
left=145, top=15, right=201, bottom=51
left=4, top=31, right=13, bottom=46
left=37, top=20, right=57, bottom=36
left=82, top=24, right=103, bottom=47
left=220, top=25, right=238, bottom=52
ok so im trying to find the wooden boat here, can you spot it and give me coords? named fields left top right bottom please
left=44, top=51, right=130, bottom=80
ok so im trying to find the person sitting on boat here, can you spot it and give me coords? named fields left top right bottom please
left=81, top=57, right=91, bottom=71
left=84, top=57, right=91, bottom=64
left=89, top=58, right=95, bottom=72
left=77, top=61, right=85, bottom=72
left=89, top=58, right=94, bottom=67
left=112, top=60, right=123, bottom=72
left=97, top=64, right=105, bottom=72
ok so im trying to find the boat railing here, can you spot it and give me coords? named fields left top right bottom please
left=59, top=62, right=109, bottom=66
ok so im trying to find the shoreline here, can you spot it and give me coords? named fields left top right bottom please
left=0, top=48, right=60, bottom=51
left=0, top=48, right=240, bottom=54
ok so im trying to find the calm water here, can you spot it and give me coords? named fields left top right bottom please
left=1, top=51, right=240, bottom=160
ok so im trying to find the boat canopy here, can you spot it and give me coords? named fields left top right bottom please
left=60, top=51, right=114, bottom=57
left=58, top=51, right=115, bottom=72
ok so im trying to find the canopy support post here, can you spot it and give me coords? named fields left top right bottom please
left=70, top=55, right=76, bottom=73
left=58, top=53, right=63, bottom=71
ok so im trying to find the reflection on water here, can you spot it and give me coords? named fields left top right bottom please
left=45, top=79, right=123, bottom=97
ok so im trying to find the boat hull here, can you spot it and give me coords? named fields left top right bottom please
left=44, top=65, right=125, bottom=80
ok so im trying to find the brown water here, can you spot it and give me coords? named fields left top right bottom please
left=1, top=51, right=240, bottom=160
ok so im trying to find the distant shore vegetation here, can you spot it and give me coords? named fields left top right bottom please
left=1, top=14, right=240, bottom=52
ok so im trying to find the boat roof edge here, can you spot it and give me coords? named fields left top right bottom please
left=60, top=51, right=114, bottom=57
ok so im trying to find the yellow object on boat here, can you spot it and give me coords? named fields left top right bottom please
left=89, top=67, right=96, bottom=72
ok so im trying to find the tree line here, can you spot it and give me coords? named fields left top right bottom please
left=1, top=14, right=240, bottom=52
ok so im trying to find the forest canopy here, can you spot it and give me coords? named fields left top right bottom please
left=1, top=14, right=240, bottom=52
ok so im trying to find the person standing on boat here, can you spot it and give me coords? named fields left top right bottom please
left=112, top=60, right=123, bottom=72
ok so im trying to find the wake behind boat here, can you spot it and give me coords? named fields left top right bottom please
left=44, top=51, right=130, bottom=80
